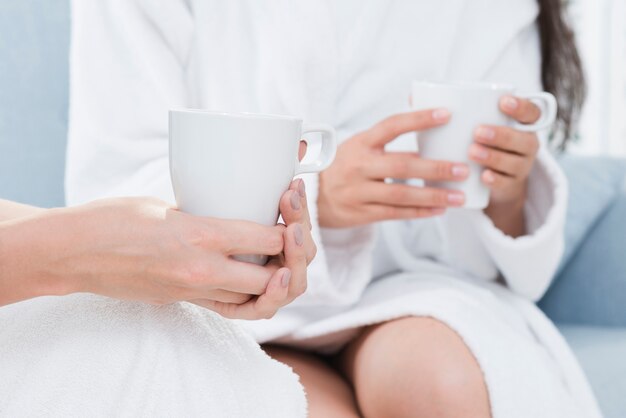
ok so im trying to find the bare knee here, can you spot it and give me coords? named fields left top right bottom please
left=343, top=317, right=491, bottom=418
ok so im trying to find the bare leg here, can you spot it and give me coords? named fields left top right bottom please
left=263, top=345, right=361, bottom=418
left=338, top=317, right=491, bottom=418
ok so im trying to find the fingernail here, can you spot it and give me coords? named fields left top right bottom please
left=298, top=179, right=306, bottom=198
left=452, top=164, right=469, bottom=178
left=476, top=127, right=495, bottom=141
left=432, top=108, right=451, bottom=121
left=470, top=145, right=489, bottom=160
left=484, top=170, right=496, bottom=184
left=290, top=191, right=301, bottom=210
left=294, top=224, right=304, bottom=246
left=448, top=192, right=465, bottom=205
left=502, top=96, right=518, bottom=111
left=281, top=269, right=292, bottom=288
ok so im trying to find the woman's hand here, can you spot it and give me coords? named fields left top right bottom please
left=318, top=110, right=470, bottom=228
left=471, top=96, right=542, bottom=237
left=0, top=185, right=316, bottom=320
left=191, top=178, right=316, bottom=319
left=0, top=197, right=283, bottom=308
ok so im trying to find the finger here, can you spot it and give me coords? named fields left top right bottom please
left=210, top=258, right=278, bottom=295
left=365, top=109, right=451, bottom=148
left=304, top=232, right=316, bottom=264
left=474, top=126, right=540, bottom=157
left=481, top=169, right=520, bottom=192
left=366, top=152, right=469, bottom=181
left=200, top=218, right=285, bottom=256
left=302, top=226, right=317, bottom=264
left=356, top=182, right=465, bottom=208
left=279, top=188, right=303, bottom=225
left=190, top=268, right=291, bottom=320
left=202, top=289, right=253, bottom=305
left=500, top=96, right=541, bottom=124
left=468, top=144, right=531, bottom=178
left=296, top=179, right=312, bottom=231
left=282, top=223, right=309, bottom=301
left=269, top=220, right=315, bottom=266
left=299, top=140, right=307, bottom=162
left=366, top=204, right=446, bottom=222
left=280, top=179, right=311, bottom=230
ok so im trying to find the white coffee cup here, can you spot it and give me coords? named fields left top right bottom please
left=411, top=81, right=557, bottom=209
left=169, top=109, right=337, bottom=264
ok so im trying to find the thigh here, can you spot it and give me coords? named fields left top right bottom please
left=338, top=316, right=490, bottom=418
left=263, top=345, right=361, bottom=418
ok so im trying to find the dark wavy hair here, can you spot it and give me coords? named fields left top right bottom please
left=537, top=0, right=586, bottom=148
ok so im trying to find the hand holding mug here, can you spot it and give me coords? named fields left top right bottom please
left=85, top=182, right=314, bottom=320
left=471, top=95, right=544, bottom=236
left=191, top=178, right=316, bottom=319
left=3, top=193, right=314, bottom=320
left=471, top=95, right=542, bottom=206
left=318, top=110, right=470, bottom=228
left=412, top=81, right=557, bottom=209
left=170, top=110, right=335, bottom=265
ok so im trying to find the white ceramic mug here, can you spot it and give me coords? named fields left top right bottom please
left=411, top=81, right=557, bottom=209
left=169, top=110, right=337, bottom=264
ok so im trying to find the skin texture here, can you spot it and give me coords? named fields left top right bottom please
left=0, top=200, right=46, bottom=220
left=339, top=318, right=491, bottom=418
left=268, top=97, right=542, bottom=416
left=0, top=179, right=315, bottom=320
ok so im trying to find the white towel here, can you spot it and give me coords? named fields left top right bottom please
left=0, top=294, right=306, bottom=418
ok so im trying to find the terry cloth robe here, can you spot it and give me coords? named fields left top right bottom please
left=63, top=1, right=601, bottom=417
left=0, top=294, right=306, bottom=417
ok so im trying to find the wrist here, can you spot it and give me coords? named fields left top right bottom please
left=486, top=194, right=525, bottom=215
left=484, top=190, right=527, bottom=238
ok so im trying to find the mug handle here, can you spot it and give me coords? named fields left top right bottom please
left=513, top=92, right=558, bottom=132
left=295, top=123, right=338, bottom=175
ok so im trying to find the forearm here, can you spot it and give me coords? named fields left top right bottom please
left=0, top=210, right=75, bottom=307
left=0, top=199, right=47, bottom=222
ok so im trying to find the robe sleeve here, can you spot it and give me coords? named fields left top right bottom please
left=436, top=19, right=568, bottom=302
left=66, top=0, right=193, bottom=205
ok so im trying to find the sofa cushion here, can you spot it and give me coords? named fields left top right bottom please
left=541, top=185, right=626, bottom=326
left=559, top=325, right=626, bottom=418
left=556, top=156, right=626, bottom=273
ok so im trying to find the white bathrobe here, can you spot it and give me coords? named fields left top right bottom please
left=60, top=1, right=600, bottom=417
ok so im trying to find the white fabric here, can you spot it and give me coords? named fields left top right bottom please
left=64, top=1, right=601, bottom=417
left=0, top=294, right=306, bottom=417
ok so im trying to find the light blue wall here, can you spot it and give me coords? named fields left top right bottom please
left=0, top=0, right=69, bottom=207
